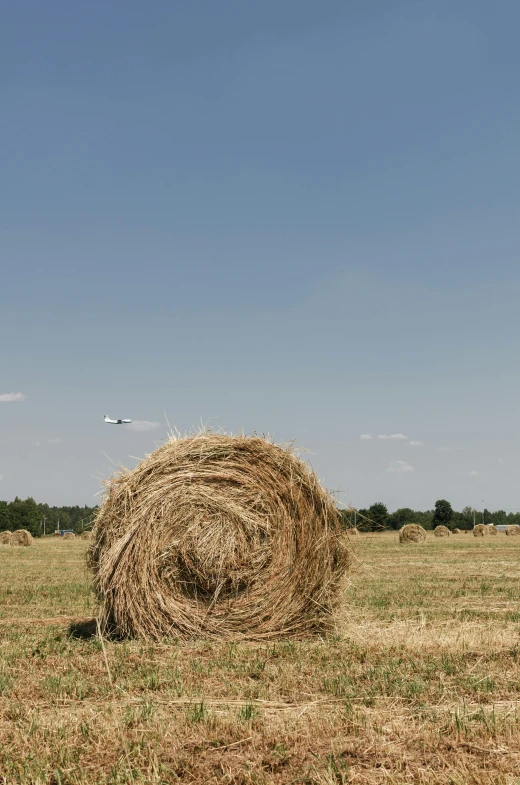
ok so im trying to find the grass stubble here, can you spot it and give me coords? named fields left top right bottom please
left=0, top=534, right=520, bottom=783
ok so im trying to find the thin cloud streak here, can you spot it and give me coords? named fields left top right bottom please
left=0, top=392, right=27, bottom=402
left=386, top=460, right=415, bottom=473
left=378, top=433, right=408, bottom=440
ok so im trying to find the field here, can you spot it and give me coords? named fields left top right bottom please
left=1, top=533, right=520, bottom=784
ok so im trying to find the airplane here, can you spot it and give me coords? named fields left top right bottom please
left=104, top=415, right=132, bottom=424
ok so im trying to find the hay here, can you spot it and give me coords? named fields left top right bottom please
left=398, top=524, right=426, bottom=544
left=11, top=530, right=33, bottom=546
left=434, top=525, right=450, bottom=537
left=88, top=432, right=350, bottom=641
left=349, top=527, right=359, bottom=536
left=488, top=525, right=498, bottom=536
left=80, top=531, right=91, bottom=541
left=62, top=532, right=75, bottom=540
left=506, top=526, right=520, bottom=537
left=0, top=531, right=12, bottom=545
left=452, top=528, right=461, bottom=534
left=473, top=524, right=486, bottom=537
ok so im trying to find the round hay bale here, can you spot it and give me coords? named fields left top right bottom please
left=452, top=528, right=461, bottom=534
left=11, top=529, right=33, bottom=547
left=399, top=524, right=426, bottom=544
left=80, top=531, right=91, bottom=541
left=487, top=525, right=498, bottom=536
left=62, top=532, right=75, bottom=540
left=88, top=433, right=350, bottom=640
left=349, top=527, right=359, bottom=536
left=506, top=526, right=520, bottom=536
left=434, top=525, right=450, bottom=537
left=473, top=524, right=486, bottom=537
left=0, top=531, right=12, bottom=545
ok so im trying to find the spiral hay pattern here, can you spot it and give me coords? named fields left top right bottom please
left=473, top=524, right=486, bottom=537
left=88, top=433, right=350, bottom=640
left=398, top=524, right=426, bottom=543
left=0, top=531, right=12, bottom=545
left=11, top=530, right=32, bottom=546
left=434, top=525, right=450, bottom=537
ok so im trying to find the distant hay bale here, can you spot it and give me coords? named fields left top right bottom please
left=349, top=527, right=359, bottom=536
left=488, top=525, right=498, bottom=536
left=80, top=531, right=91, bottom=541
left=452, top=528, right=461, bottom=534
left=62, top=532, right=75, bottom=540
left=434, top=525, right=450, bottom=537
left=399, top=524, right=426, bottom=544
left=473, top=524, right=486, bottom=537
left=0, top=531, right=12, bottom=545
left=88, top=432, right=350, bottom=640
left=506, top=526, right=520, bottom=537
left=11, top=529, right=33, bottom=547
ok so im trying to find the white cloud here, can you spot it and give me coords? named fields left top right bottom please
left=0, top=392, right=27, bottom=402
left=360, top=434, right=372, bottom=440
left=386, top=460, right=415, bottom=473
left=497, top=458, right=505, bottom=464
left=409, top=441, right=424, bottom=446
left=32, top=440, right=40, bottom=447
left=377, top=433, right=408, bottom=440
left=48, top=438, right=63, bottom=443
left=461, top=470, right=479, bottom=477
left=125, top=420, right=161, bottom=432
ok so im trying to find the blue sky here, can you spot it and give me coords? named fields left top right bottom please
left=1, top=0, right=519, bottom=511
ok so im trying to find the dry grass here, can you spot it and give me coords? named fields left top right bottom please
left=434, top=525, right=450, bottom=537
left=398, top=523, right=426, bottom=543
left=10, top=529, right=32, bottom=546
left=89, top=432, right=350, bottom=641
left=1, top=533, right=520, bottom=783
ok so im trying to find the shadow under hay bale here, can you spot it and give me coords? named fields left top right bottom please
left=399, top=524, right=426, bottom=544
left=434, top=525, right=450, bottom=537
left=11, top=529, right=32, bottom=546
left=62, top=532, right=75, bottom=540
left=67, top=617, right=117, bottom=640
left=0, top=531, right=12, bottom=545
left=88, top=432, right=350, bottom=641
left=473, top=524, right=486, bottom=537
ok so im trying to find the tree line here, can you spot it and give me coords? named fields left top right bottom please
left=341, top=500, right=520, bottom=531
left=0, top=497, right=98, bottom=538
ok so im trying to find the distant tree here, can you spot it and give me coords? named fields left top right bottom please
left=387, top=508, right=415, bottom=530
left=8, top=497, right=41, bottom=537
left=433, top=499, right=453, bottom=529
left=0, top=501, right=11, bottom=532
left=367, top=502, right=389, bottom=531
